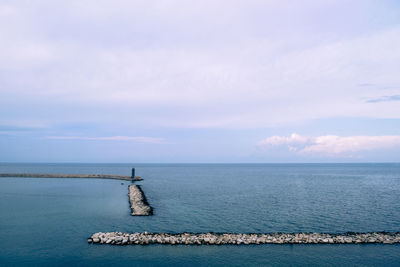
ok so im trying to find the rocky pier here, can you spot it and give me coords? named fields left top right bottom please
left=0, top=173, right=143, bottom=181
left=129, top=185, right=153, bottom=216
left=88, top=232, right=400, bottom=245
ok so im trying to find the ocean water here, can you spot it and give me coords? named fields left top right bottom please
left=0, top=163, right=399, bottom=266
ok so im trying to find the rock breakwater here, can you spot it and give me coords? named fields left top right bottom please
left=129, top=185, right=153, bottom=216
left=88, top=232, right=400, bottom=245
left=0, top=173, right=142, bottom=181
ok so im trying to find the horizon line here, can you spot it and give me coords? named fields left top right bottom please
left=1, top=162, right=399, bottom=165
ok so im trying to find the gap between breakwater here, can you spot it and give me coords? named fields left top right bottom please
left=0, top=170, right=154, bottom=216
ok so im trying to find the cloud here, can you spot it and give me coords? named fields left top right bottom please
left=0, top=122, right=48, bottom=135
left=259, top=133, right=308, bottom=146
left=358, top=83, right=375, bottom=87
left=1, top=1, right=400, bottom=130
left=366, top=95, right=400, bottom=103
left=0, top=123, right=47, bottom=132
left=45, top=135, right=166, bottom=144
left=0, top=4, right=16, bottom=16
left=259, top=134, right=400, bottom=156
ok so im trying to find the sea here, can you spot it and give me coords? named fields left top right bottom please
left=0, top=163, right=399, bottom=266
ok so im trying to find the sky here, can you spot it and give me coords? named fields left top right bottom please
left=0, top=0, right=400, bottom=163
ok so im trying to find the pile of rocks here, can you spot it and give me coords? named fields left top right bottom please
left=88, top=232, right=400, bottom=245
left=132, top=176, right=143, bottom=181
left=129, top=185, right=153, bottom=216
left=0, top=173, right=137, bottom=181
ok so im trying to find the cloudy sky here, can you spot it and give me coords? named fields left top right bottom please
left=1, top=0, right=400, bottom=162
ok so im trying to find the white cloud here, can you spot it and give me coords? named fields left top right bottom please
left=259, top=133, right=308, bottom=146
left=259, top=134, right=400, bottom=156
left=45, top=135, right=166, bottom=144
left=0, top=1, right=400, bottom=129
left=0, top=5, right=16, bottom=16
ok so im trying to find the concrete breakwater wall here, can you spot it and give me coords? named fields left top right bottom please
left=88, top=232, right=400, bottom=245
left=129, top=185, right=153, bottom=215
left=0, top=173, right=143, bottom=181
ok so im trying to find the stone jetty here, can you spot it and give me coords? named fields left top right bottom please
left=129, top=185, right=153, bottom=216
left=88, top=232, right=400, bottom=245
left=0, top=173, right=143, bottom=181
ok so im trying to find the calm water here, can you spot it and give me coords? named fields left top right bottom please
left=0, top=163, right=399, bottom=266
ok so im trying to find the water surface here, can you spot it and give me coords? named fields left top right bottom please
left=0, top=163, right=399, bottom=266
